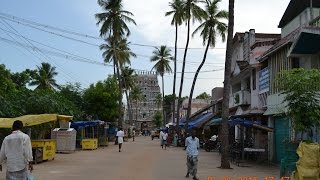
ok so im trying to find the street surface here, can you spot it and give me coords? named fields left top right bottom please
left=0, top=136, right=279, bottom=180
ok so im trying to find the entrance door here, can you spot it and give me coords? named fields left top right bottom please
left=274, top=116, right=290, bottom=163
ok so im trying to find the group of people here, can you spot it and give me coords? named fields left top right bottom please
left=0, top=121, right=200, bottom=180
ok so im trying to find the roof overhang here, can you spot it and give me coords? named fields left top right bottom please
left=288, top=28, right=320, bottom=56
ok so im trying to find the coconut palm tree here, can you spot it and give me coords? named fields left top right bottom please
left=220, top=0, right=234, bottom=169
left=100, top=37, right=136, bottom=127
left=165, top=0, right=186, bottom=125
left=185, top=0, right=227, bottom=126
left=176, top=0, right=206, bottom=126
left=29, top=62, right=59, bottom=91
left=121, top=66, right=137, bottom=126
left=96, top=0, right=136, bottom=127
left=150, top=46, right=173, bottom=126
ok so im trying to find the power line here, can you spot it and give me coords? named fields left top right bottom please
left=0, top=35, right=224, bottom=74
left=0, top=18, right=226, bottom=65
left=0, top=12, right=226, bottom=50
left=0, top=19, right=88, bottom=86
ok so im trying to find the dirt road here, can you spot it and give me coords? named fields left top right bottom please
left=0, top=136, right=280, bottom=180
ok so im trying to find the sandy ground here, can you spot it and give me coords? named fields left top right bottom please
left=0, top=136, right=280, bottom=180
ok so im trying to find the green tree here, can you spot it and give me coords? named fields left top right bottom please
left=83, top=76, right=120, bottom=121
left=176, top=0, right=206, bottom=128
left=165, top=0, right=186, bottom=124
left=121, top=66, right=136, bottom=126
left=152, top=111, right=163, bottom=128
left=11, top=69, right=36, bottom=90
left=155, top=93, right=163, bottom=111
left=196, top=92, right=210, bottom=99
left=220, top=0, right=234, bottom=169
left=59, top=83, right=84, bottom=112
left=0, top=64, right=16, bottom=95
left=150, top=45, right=173, bottom=126
left=186, top=0, right=227, bottom=127
left=96, top=0, right=136, bottom=127
left=278, top=69, right=320, bottom=135
left=29, top=62, right=59, bottom=91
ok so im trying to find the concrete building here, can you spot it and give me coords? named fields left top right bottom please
left=257, top=0, right=320, bottom=163
left=130, top=71, right=162, bottom=131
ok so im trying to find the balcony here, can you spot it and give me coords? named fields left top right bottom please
left=229, top=90, right=251, bottom=108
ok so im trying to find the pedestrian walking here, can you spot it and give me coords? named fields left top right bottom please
left=116, top=128, right=125, bottom=152
left=184, top=131, right=200, bottom=180
left=0, top=120, right=34, bottom=180
left=162, top=131, right=168, bottom=150
left=132, top=129, right=135, bottom=142
left=160, top=129, right=164, bottom=148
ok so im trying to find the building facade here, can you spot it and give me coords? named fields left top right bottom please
left=130, top=71, right=162, bottom=131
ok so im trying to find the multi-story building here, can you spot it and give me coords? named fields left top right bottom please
left=258, top=0, right=320, bottom=163
left=130, top=71, right=161, bottom=131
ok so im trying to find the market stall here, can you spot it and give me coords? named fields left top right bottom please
left=0, top=114, right=73, bottom=163
left=70, top=120, right=107, bottom=150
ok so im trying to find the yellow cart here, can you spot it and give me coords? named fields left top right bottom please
left=31, top=139, right=56, bottom=163
left=81, top=139, right=98, bottom=150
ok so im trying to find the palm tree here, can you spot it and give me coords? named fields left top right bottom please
left=29, top=62, right=59, bottom=90
left=96, top=0, right=136, bottom=127
left=220, top=0, right=234, bottom=169
left=155, top=93, right=163, bottom=111
left=100, top=37, right=136, bottom=127
left=165, top=0, right=186, bottom=125
left=176, top=0, right=206, bottom=128
left=150, top=46, right=173, bottom=126
left=186, top=0, right=227, bottom=127
left=121, top=66, right=137, bottom=126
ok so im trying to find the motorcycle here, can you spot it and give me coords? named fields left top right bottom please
left=203, top=140, right=221, bottom=152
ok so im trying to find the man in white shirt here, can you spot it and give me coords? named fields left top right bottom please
left=116, top=128, right=125, bottom=152
left=162, top=131, right=168, bottom=150
left=0, top=120, right=33, bottom=180
left=159, top=130, right=164, bottom=148
left=184, top=131, right=200, bottom=180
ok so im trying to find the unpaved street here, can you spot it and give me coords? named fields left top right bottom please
left=0, top=136, right=279, bottom=180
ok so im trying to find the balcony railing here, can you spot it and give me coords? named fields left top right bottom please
left=229, top=90, right=251, bottom=108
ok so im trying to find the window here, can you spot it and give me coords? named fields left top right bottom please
left=252, top=69, right=256, bottom=90
left=292, top=58, right=299, bottom=68
left=143, top=113, right=146, bottom=118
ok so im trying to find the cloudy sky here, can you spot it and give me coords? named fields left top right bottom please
left=0, top=0, right=290, bottom=97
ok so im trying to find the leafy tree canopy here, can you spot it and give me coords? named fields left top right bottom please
left=152, top=111, right=163, bottom=128
left=196, top=92, right=210, bottom=99
left=278, top=68, right=320, bottom=132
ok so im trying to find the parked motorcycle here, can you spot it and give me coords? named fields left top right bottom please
left=203, top=140, right=221, bottom=152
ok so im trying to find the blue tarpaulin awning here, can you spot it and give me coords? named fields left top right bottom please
left=71, top=120, right=104, bottom=130
left=179, top=113, right=213, bottom=129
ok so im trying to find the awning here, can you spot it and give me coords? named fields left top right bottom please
left=180, top=113, right=213, bottom=129
left=70, top=120, right=105, bottom=130
left=205, top=117, right=273, bottom=132
left=288, top=28, right=320, bottom=56
left=0, top=114, right=73, bottom=128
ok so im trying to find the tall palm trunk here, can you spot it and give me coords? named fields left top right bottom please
left=115, top=60, right=123, bottom=127
left=186, top=33, right=212, bottom=127
left=220, top=0, right=234, bottom=169
left=135, top=99, right=138, bottom=126
left=121, top=67, right=133, bottom=127
left=172, top=23, right=178, bottom=124
left=177, top=0, right=191, bottom=129
left=162, top=75, right=166, bottom=127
